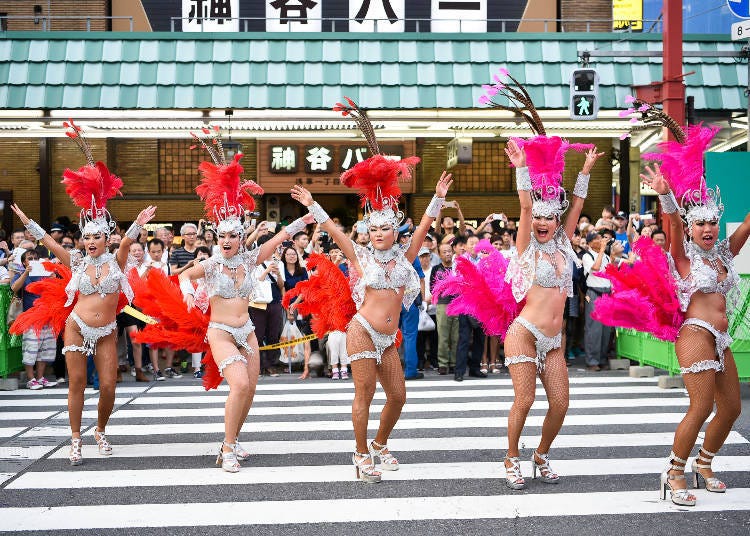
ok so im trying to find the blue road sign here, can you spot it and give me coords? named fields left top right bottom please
left=727, top=0, right=750, bottom=19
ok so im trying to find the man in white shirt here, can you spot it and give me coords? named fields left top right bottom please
left=582, top=230, right=613, bottom=371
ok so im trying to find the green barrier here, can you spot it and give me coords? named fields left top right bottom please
left=616, top=275, right=750, bottom=382
left=0, top=284, right=23, bottom=377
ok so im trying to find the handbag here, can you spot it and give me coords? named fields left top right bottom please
left=251, top=279, right=273, bottom=304
left=6, top=296, right=22, bottom=327
left=418, top=308, right=436, bottom=332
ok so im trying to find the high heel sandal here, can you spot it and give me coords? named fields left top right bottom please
left=369, top=440, right=399, bottom=471
left=234, top=438, right=250, bottom=461
left=94, top=429, right=112, bottom=456
left=531, top=451, right=559, bottom=484
left=69, top=437, right=83, bottom=466
left=216, top=442, right=241, bottom=473
left=504, top=456, right=526, bottom=490
left=660, top=451, right=696, bottom=506
left=352, top=451, right=381, bottom=483
left=692, top=447, right=726, bottom=493
left=480, top=362, right=489, bottom=375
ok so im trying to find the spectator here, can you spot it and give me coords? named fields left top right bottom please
left=36, top=222, right=65, bottom=259
left=292, top=230, right=310, bottom=265
left=652, top=228, right=668, bottom=251
left=118, top=242, right=150, bottom=382
left=170, top=223, right=199, bottom=275
left=423, top=234, right=440, bottom=267
left=431, top=243, right=458, bottom=375
left=0, top=237, right=10, bottom=270
left=417, top=247, right=438, bottom=371
left=498, top=228, right=517, bottom=259
left=109, top=233, right=122, bottom=248
left=144, top=238, right=169, bottom=275
left=454, top=235, right=486, bottom=381
left=613, top=211, right=631, bottom=254
left=401, top=254, right=426, bottom=380
left=154, top=226, right=174, bottom=267
left=250, top=234, right=285, bottom=377
left=582, top=230, right=613, bottom=371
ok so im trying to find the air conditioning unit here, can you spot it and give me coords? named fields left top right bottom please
left=266, top=195, right=280, bottom=222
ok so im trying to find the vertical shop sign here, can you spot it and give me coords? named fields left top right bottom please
left=431, top=0, right=486, bottom=32
left=267, top=0, right=322, bottom=31
left=183, top=0, right=239, bottom=31
left=305, top=146, right=334, bottom=173
left=349, top=0, right=405, bottom=32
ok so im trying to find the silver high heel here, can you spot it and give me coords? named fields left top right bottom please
left=369, top=440, right=399, bottom=471
left=234, top=439, right=250, bottom=461
left=69, top=437, right=83, bottom=466
left=692, top=447, right=726, bottom=493
left=660, top=451, right=696, bottom=506
left=531, top=451, right=559, bottom=484
left=504, top=456, right=526, bottom=490
left=216, top=442, right=241, bottom=473
left=94, top=430, right=112, bottom=456
left=352, top=451, right=381, bottom=483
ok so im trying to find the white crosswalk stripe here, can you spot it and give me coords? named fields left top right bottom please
left=0, top=374, right=747, bottom=532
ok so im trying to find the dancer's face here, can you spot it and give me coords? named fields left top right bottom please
left=690, top=220, right=719, bottom=250
left=368, top=225, right=396, bottom=250
left=83, top=233, right=107, bottom=258
left=218, top=232, right=241, bottom=257
left=531, top=215, right=559, bottom=243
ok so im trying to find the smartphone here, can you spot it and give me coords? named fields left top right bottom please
left=267, top=221, right=277, bottom=233
left=250, top=218, right=257, bottom=228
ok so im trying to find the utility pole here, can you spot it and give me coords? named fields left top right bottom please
left=663, top=0, right=685, bottom=140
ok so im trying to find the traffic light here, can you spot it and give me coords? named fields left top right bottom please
left=569, top=69, right=599, bottom=120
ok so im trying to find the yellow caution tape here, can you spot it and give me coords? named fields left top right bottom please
left=123, top=305, right=157, bottom=325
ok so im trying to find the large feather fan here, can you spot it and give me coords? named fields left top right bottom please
left=340, top=154, right=420, bottom=210
left=513, top=136, right=593, bottom=200
left=62, top=161, right=123, bottom=210
left=10, top=262, right=74, bottom=337
left=195, top=153, right=264, bottom=220
left=642, top=124, right=719, bottom=203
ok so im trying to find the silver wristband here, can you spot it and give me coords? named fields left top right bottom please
left=284, top=217, right=307, bottom=238
left=573, top=173, right=590, bottom=199
left=659, top=191, right=679, bottom=214
left=179, top=277, right=195, bottom=297
left=308, top=202, right=330, bottom=224
left=125, top=221, right=143, bottom=241
left=515, top=167, right=532, bottom=191
left=425, top=195, right=444, bottom=219
left=26, top=220, right=45, bottom=240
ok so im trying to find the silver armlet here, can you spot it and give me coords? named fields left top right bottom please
left=658, top=191, right=679, bottom=214
left=125, top=222, right=143, bottom=241
left=573, top=173, right=590, bottom=199
left=25, top=220, right=45, bottom=240
left=425, top=196, right=444, bottom=219
left=308, top=202, right=330, bottom=224
left=285, top=217, right=307, bottom=238
left=179, top=277, right=195, bottom=297
left=515, top=167, right=532, bottom=191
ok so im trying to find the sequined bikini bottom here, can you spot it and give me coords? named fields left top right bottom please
left=678, top=318, right=731, bottom=374
left=62, top=311, right=118, bottom=356
left=347, top=313, right=398, bottom=366
left=504, top=316, right=562, bottom=373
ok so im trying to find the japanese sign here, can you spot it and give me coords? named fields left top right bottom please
left=349, top=0, right=406, bottom=33
left=182, top=0, right=240, bottom=31
left=266, top=0, right=323, bottom=32
left=270, top=146, right=298, bottom=173
left=431, top=0, right=486, bottom=33
left=612, top=0, right=642, bottom=32
left=304, top=145, right=334, bottom=173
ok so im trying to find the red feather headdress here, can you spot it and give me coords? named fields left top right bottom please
left=60, top=119, right=123, bottom=235
left=191, top=126, right=263, bottom=236
left=333, top=97, right=420, bottom=224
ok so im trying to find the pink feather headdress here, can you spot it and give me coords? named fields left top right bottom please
left=60, top=119, right=123, bottom=236
left=191, top=126, right=263, bottom=237
left=333, top=97, right=420, bottom=227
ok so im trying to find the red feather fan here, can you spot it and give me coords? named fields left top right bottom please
left=340, top=154, right=420, bottom=210
left=195, top=153, right=264, bottom=219
left=62, top=159, right=123, bottom=210
left=10, top=262, right=74, bottom=337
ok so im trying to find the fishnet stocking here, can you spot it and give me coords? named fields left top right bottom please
left=505, top=321, right=538, bottom=457
left=537, top=346, right=569, bottom=454
left=347, top=320, right=406, bottom=453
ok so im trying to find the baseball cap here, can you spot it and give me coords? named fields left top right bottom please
left=615, top=211, right=627, bottom=220
left=398, top=230, right=412, bottom=240
left=50, top=223, right=65, bottom=233
left=424, top=234, right=435, bottom=242
left=418, top=247, right=431, bottom=256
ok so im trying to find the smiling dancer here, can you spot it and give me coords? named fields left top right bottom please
left=290, top=98, right=452, bottom=483
left=11, top=120, right=156, bottom=465
left=478, top=70, right=605, bottom=489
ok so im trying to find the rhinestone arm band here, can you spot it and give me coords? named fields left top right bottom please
left=284, top=217, right=307, bottom=238
left=179, top=277, right=195, bottom=297
left=308, top=202, right=330, bottom=224
left=515, top=167, right=532, bottom=191
left=425, top=196, right=444, bottom=219
left=25, top=220, right=45, bottom=240
left=125, top=221, right=142, bottom=241
left=573, top=173, right=590, bottom=199
left=659, top=191, right=679, bottom=214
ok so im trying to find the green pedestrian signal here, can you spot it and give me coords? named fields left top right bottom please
left=570, top=69, right=599, bottom=120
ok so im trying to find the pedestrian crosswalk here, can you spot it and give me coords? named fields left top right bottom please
left=0, top=373, right=748, bottom=533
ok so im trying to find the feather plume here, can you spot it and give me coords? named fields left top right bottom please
left=62, top=161, right=123, bottom=211
left=340, top=154, right=420, bottom=210
left=195, top=153, right=264, bottom=220
left=10, top=262, right=74, bottom=337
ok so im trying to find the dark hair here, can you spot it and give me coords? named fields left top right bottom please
left=281, top=246, right=303, bottom=275
left=603, top=205, right=615, bottom=215
left=573, top=228, right=581, bottom=237
left=256, top=234, right=273, bottom=246
left=13, top=228, right=25, bottom=235
left=129, top=241, right=145, bottom=251
left=194, top=246, right=211, bottom=257
left=21, top=250, right=38, bottom=264
left=148, top=238, right=165, bottom=250
left=651, top=228, right=667, bottom=239
left=292, top=231, right=308, bottom=241
left=202, top=229, right=217, bottom=242
left=452, top=235, right=467, bottom=247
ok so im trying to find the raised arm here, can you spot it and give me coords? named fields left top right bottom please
left=641, top=163, right=688, bottom=276
left=729, top=211, right=750, bottom=257
left=255, top=214, right=315, bottom=266
left=565, top=148, right=605, bottom=239
left=290, top=185, right=362, bottom=274
left=406, top=171, right=452, bottom=262
left=117, top=206, right=156, bottom=268
left=10, top=204, right=70, bottom=266
left=505, top=140, right=532, bottom=254
left=454, top=200, right=466, bottom=236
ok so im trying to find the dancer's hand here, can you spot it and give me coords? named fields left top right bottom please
left=136, top=205, right=157, bottom=226
left=582, top=148, right=606, bottom=174
left=641, top=163, right=670, bottom=195
left=291, top=185, right=314, bottom=207
left=505, top=139, right=526, bottom=167
left=302, top=214, right=315, bottom=225
left=183, top=293, right=194, bottom=311
left=435, top=171, right=453, bottom=198
left=10, top=204, right=30, bottom=225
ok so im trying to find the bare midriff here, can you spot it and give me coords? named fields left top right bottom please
left=685, top=292, right=729, bottom=332
left=358, top=286, right=405, bottom=335
left=518, top=285, right=567, bottom=337
left=209, top=296, right=251, bottom=328
left=72, top=292, right=120, bottom=327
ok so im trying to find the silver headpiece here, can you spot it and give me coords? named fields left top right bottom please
left=531, top=186, right=569, bottom=219
left=80, top=197, right=116, bottom=237
left=681, top=183, right=723, bottom=226
left=364, top=196, right=404, bottom=228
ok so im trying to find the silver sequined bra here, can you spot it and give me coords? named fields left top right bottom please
left=65, top=251, right=134, bottom=306
left=201, top=248, right=261, bottom=300
left=350, top=241, right=421, bottom=310
left=671, top=239, right=739, bottom=312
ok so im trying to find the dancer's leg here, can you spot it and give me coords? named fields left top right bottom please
left=374, top=345, right=406, bottom=445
